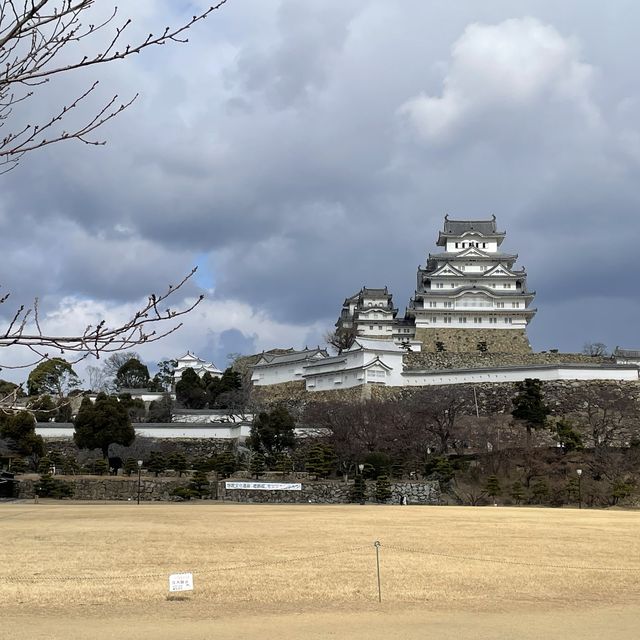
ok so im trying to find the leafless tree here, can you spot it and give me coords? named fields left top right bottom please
left=569, top=385, right=638, bottom=449
left=582, top=342, right=608, bottom=357
left=0, top=0, right=228, bottom=171
left=409, top=386, right=473, bottom=454
left=324, top=327, right=356, bottom=354
left=0, top=267, right=203, bottom=371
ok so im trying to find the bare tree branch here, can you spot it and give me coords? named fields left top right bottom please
left=0, top=267, right=204, bottom=369
left=0, top=0, right=229, bottom=170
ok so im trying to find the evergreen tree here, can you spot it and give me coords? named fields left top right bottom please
left=73, top=393, right=135, bottom=459
left=123, top=458, right=139, bottom=476
left=248, top=406, right=296, bottom=465
left=510, top=480, right=525, bottom=504
left=305, top=444, right=335, bottom=479
left=275, top=452, right=293, bottom=477
left=249, top=452, right=266, bottom=479
left=114, top=358, right=150, bottom=390
left=0, top=410, right=44, bottom=459
left=485, top=475, right=501, bottom=502
left=92, top=458, right=109, bottom=475
left=27, top=358, right=80, bottom=397
left=531, top=478, right=550, bottom=504
left=147, top=393, right=174, bottom=423
left=375, top=474, right=392, bottom=503
left=167, top=452, right=188, bottom=477
left=175, top=368, right=207, bottom=409
left=147, top=451, right=167, bottom=477
left=511, top=378, right=550, bottom=448
left=351, top=474, right=367, bottom=504
left=214, top=450, right=237, bottom=478
left=37, top=456, right=53, bottom=474
left=36, top=473, right=74, bottom=498
left=189, top=470, right=211, bottom=498
left=118, top=393, right=147, bottom=423
left=553, top=418, right=584, bottom=453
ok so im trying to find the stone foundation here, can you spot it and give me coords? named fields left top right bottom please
left=413, top=327, right=532, bottom=354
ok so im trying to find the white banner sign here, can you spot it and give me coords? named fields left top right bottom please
left=225, top=481, right=302, bottom=491
left=169, top=572, right=194, bottom=592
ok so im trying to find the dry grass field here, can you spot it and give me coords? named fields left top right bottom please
left=3, top=501, right=640, bottom=639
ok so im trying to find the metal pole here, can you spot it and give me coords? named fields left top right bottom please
left=374, top=540, right=382, bottom=603
left=577, top=468, right=583, bottom=509
left=137, top=467, right=142, bottom=505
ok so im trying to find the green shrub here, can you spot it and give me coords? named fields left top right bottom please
left=36, top=473, right=74, bottom=499
left=375, top=475, right=392, bottom=503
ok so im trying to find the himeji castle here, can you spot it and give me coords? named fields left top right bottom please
left=248, top=215, right=638, bottom=391
left=338, top=215, right=536, bottom=353
left=407, top=215, right=536, bottom=353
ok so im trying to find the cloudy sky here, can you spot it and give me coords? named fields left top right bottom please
left=1, top=0, right=639, bottom=380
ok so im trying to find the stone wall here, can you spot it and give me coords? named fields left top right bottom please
left=413, top=327, right=532, bottom=354
left=219, top=480, right=440, bottom=505
left=14, top=475, right=441, bottom=505
left=404, top=351, right=612, bottom=371
left=42, top=437, right=235, bottom=463
left=16, top=475, right=193, bottom=501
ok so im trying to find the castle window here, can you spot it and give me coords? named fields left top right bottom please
left=369, top=325, right=373, bottom=330
left=455, top=242, right=459, bottom=248
left=474, top=317, right=482, bottom=324
left=458, top=316, right=467, bottom=324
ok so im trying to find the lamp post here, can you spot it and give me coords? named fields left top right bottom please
left=358, top=463, right=365, bottom=505
left=576, top=468, right=582, bottom=509
left=137, top=460, right=143, bottom=505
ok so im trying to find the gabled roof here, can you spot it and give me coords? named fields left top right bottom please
left=427, top=251, right=517, bottom=262
left=349, top=338, right=405, bottom=353
left=428, top=262, right=465, bottom=278
left=252, top=347, right=329, bottom=369
left=482, top=263, right=521, bottom=278
left=437, top=215, right=506, bottom=246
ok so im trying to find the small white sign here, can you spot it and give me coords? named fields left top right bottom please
left=169, top=572, right=194, bottom=592
left=225, top=481, right=302, bottom=491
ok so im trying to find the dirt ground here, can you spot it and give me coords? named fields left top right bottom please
left=5, top=601, right=640, bottom=640
left=3, top=501, right=640, bottom=639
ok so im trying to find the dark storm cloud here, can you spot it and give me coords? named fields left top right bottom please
left=1, top=0, right=640, bottom=360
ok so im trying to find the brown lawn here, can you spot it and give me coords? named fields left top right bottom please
left=2, top=501, right=640, bottom=639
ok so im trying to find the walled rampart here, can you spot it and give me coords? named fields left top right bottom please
left=413, top=327, right=532, bottom=354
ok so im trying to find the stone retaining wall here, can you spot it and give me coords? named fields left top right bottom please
left=413, top=327, right=532, bottom=354
left=403, top=351, right=612, bottom=371
left=218, top=480, right=440, bottom=505
left=16, top=475, right=193, bottom=501
left=14, top=476, right=440, bottom=504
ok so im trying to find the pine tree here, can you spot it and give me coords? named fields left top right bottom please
left=189, top=470, right=211, bottom=498
left=351, top=474, right=367, bottom=504
left=250, top=452, right=266, bottom=479
left=511, top=378, right=550, bottom=448
left=531, top=478, right=550, bottom=504
left=147, top=452, right=167, bottom=477
left=167, top=452, right=188, bottom=477
left=375, top=475, right=392, bottom=503
left=485, top=475, right=501, bottom=501
left=123, top=458, right=139, bottom=476
left=510, top=480, right=525, bottom=504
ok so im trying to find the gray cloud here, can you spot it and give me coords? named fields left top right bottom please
left=1, top=0, right=640, bottom=375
